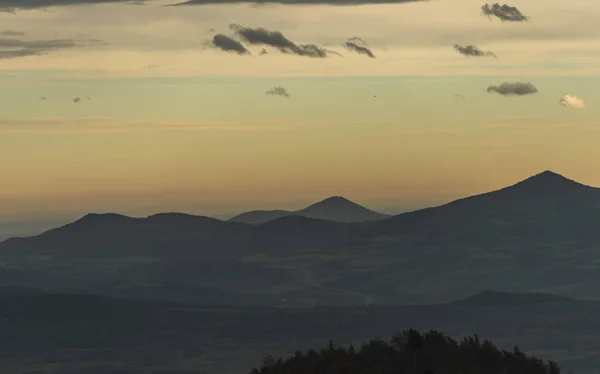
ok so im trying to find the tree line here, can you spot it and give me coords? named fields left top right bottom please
left=250, top=329, right=561, bottom=374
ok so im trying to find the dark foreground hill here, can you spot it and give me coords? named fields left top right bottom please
left=2, top=170, right=600, bottom=307
left=0, top=289, right=596, bottom=374
left=250, top=329, right=560, bottom=374
left=228, top=196, right=390, bottom=224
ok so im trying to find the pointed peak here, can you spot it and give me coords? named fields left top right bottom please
left=529, top=170, right=568, bottom=181
left=510, top=170, right=591, bottom=194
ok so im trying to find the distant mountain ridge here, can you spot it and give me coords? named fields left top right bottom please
left=2, top=170, right=600, bottom=308
left=228, top=196, right=391, bottom=224
left=447, top=290, right=574, bottom=307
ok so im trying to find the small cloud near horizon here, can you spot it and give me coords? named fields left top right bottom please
left=559, top=95, right=585, bottom=109
left=487, top=81, right=538, bottom=96
left=481, top=3, right=528, bottom=22
left=454, top=44, right=496, bottom=58
left=265, top=86, right=291, bottom=98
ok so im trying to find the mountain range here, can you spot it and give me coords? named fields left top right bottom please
left=228, top=196, right=390, bottom=224
left=2, top=170, right=600, bottom=307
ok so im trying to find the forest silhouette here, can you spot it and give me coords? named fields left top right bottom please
left=250, top=329, right=561, bottom=374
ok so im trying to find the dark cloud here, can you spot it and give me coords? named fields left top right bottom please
left=266, top=86, right=290, bottom=98
left=171, top=0, right=424, bottom=6
left=259, top=48, right=268, bottom=55
left=343, top=37, right=375, bottom=58
left=73, top=97, right=81, bottom=103
left=0, top=0, right=143, bottom=11
left=230, top=24, right=329, bottom=58
left=487, top=81, right=538, bottom=96
left=453, top=44, right=496, bottom=58
left=481, top=3, right=528, bottom=22
left=211, top=34, right=250, bottom=55
left=1, top=29, right=25, bottom=36
left=0, top=38, right=76, bottom=59
left=40, top=96, right=47, bottom=100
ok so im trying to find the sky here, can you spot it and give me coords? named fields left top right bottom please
left=1, top=0, right=600, bottom=220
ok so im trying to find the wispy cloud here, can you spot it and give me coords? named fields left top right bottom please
left=453, top=44, right=496, bottom=58
left=487, top=81, right=538, bottom=96
left=265, top=86, right=290, bottom=98
left=1, top=29, right=25, bottom=36
left=0, top=38, right=76, bottom=59
left=481, top=3, right=528, bottom=22
left=0, top=0, right=143, bottom=11
left=230, top=24, right=330, bottom=58
left=0, top=37, right=107, bottom=60
left=559, top=95, right=585, bottom=109
left=0, top=117, right=296, bottom=134
left=343, top=37, right=375, bottom=58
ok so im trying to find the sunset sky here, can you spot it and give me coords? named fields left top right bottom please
left=1, top=0, right=600, bottom=219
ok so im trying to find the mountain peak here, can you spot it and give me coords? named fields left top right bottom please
left=313, top=196, right=355, bottom=206
left=296, top=196, right=390, bottom=223
left=75, top=213, right=134, bottom=225
left=508, top=170, right=592, bottom=195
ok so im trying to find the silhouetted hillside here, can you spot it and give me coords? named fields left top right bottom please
left=2, top=170, right=600, bottom=308
left=229, top=196, right=390, bottom=224
left=249, top=330, right=561, bottom=374
left=1, top=212, right=254, bottom=257
left=447, top=290, right=574, bottom=307
left=229, top=210, right=291, bottom=224
left=295, top=196, right=390, bottom=223
left=361, top=170, right=600, bottom=242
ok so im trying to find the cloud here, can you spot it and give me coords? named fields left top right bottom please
left=259, top=48, right=268, bottom=55
left=230, top=24, right=329, bottom=58
left=0, top=37, right=104, bottom=59
left=481, top=3, right=528, bottom=22
left=73, top=97, right=81, bottom=103
left=0, top=0, right=142, bottom=11
left=559, top=95, right=585, bottom=109
left=171, top=0, right=424, bottom=5
left=453, top=44, right=496, bottom=58
left=211, top=34, right=249, bottom=55
left=343, top=37, right=375, bottom=58
left=1, top=29, right=25, bottom=36
left=40, top=96, right=47, bottom=100
left=265, top=86, right=290, bottom=98
left=454, top=93, right=466, bottom=100
left=487, top=81, right=538, bottom=96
